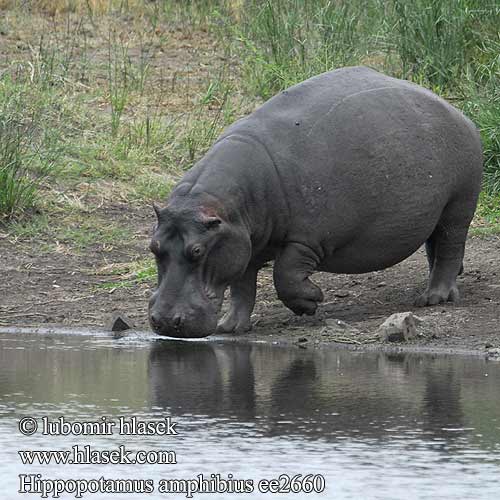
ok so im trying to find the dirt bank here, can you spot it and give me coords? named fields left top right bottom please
left=1, top=208, right=499, bottom=355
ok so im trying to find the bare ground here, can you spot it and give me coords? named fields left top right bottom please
left=1, top=206, right=499, bottom=354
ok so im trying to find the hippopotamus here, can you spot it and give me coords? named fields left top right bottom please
left=148, top=66, right=483, bottom=338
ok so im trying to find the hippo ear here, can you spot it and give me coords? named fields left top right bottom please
left=201, top=216, right=222, bottom=229
left=153, top=202, right=162, bottom=219
left=199, top=206, right=223, bottom=229
left=153, top=202, right=169, bottom=220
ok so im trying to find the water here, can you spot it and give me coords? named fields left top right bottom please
left=1, top=330, right=499, bottom=500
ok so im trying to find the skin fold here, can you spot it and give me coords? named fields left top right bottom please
left=148, top=66, right=483, bottom=338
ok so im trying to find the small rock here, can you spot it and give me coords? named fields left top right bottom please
left=485, top=342, right=493, bottom=349
left=107, top=313, right=134, bottom=334
left=378, top=312, right=418, bottom=342
left=334, top=291, right=350, bottom=298
left=297, top=336, right=309, bottom=343
left=487, top=348, right=500, bottom=357
left=377, top=281, right=387, bottom=288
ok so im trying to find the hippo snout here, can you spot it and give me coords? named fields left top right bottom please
left=149, top=295, right=218, bottom=338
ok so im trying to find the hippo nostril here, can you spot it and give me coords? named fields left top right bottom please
left=172, top=314, right=184, bottom=328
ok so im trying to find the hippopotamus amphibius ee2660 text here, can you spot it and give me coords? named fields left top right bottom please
left=148, top=66, right=483, bottom=338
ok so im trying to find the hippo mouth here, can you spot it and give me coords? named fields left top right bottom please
left=149, top=285, right=226, bottom=339
left=149, top=313, right=219, bottom=339
left=152, top=320, right=217, bottom=339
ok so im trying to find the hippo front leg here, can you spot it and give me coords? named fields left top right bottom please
left=273, top=242, right=324, bottom=316
left=216, top=266, right=258, bottom=334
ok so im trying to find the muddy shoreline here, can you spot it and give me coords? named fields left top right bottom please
left=0, top=324, right=495, bottom=360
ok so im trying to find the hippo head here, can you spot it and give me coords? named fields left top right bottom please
left=148, top=196, right=251, bottom=338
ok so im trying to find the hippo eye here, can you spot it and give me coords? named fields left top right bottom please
left=189, top=244, right=204, bottom=261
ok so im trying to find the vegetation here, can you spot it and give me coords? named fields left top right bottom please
left=0, top=81, right=60, bottom=220
left=232, top=0, right=499, bottom=194
left=0, top=0, right=498, bottom=244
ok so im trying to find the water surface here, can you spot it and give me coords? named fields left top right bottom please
left=1, top=331, right=499, bottom=499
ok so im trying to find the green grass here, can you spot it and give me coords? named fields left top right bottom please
left=476, top=192, right=500, bottom=223
left=10, top=209, right=133, bottom=252
left=57, top=218, right=133, bottom=250
left=460, top=80, right=500, bottom=194
left=391, top=0, right=479, bottom=89
left=469, top=224, right=500, bottom=237
left=232, top=0, right=371, bottom=99
left=0, top=80, right=60, bottom=221
left=95, top=258, right=156, bottom=291
left=0, top=0, right=498, bottom=243
left=8, top=212, right=51, bottom=239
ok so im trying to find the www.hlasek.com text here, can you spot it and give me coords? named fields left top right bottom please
left=19, top=445, right=176, bottom=465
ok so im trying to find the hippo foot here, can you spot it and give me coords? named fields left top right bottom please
left=284, top=298, right=319, bottom=316
left=216, top=311, right=252, bottom=334
left=415, top=285, right=459, bottom=307
left=280, top=280, right=324, bottom=316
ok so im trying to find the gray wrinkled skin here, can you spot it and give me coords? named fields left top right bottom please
left=149, top=66, right=483, bottom=338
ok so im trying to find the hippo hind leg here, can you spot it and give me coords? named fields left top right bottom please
left=416, top=200, right=473, bottom=306
left=425, top=236, right=464, bottom=275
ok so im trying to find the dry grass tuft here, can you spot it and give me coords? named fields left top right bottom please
left=0, top=0, right=144, bottom=15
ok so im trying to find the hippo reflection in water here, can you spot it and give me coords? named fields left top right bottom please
left=148, top=343, right=469, bottom=442
left=148, top=66, right=482, bottom=338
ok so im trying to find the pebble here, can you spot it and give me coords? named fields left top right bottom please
left=107, top=313, right=134, bottom=334
left=378, top=312, right=418, bottom=342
